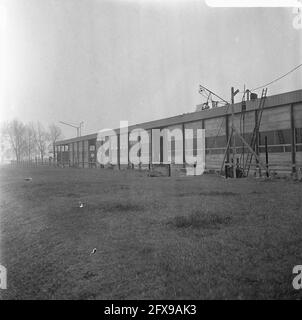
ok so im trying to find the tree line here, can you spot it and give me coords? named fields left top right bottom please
left=1, top=119, right=63, bottom=162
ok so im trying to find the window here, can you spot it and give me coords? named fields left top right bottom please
left=259, top=131, right=274, bottom=145
left=296, top=128, right=302, bottom=144
left=205, top=136, right=226, bottom=148
left=276, top=129, right=291, bottom=144
left=259, top=129, right=291, bottom=146
left=170, top=138, right=176, bottom=164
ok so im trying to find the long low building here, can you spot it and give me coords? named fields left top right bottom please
left=55, top=89, right=302, bottom=176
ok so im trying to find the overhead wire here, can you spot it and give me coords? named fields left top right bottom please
left=201, top=62, right=302, bottom=161
left=249, top=62, right=302, bottom=92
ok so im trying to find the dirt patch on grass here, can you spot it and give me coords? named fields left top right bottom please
left=66, top=192, right=81, bottom=198
left=102, top=185, right=131, bottom=193
left=168, top=212, right=232, bottom=229
left=178, top=191, right=238, bottom=197
left=101, top=202, right=144, bottom=213
left=109, top=203, right=142, bottom=212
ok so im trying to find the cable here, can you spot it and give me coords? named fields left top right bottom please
left=198, top=85, right=230, bottom=149
left=199, top=84, right=230, bottom=104
left=198, top=86, right=228, bottom=110
left=250, top=63, right=302, bottom=92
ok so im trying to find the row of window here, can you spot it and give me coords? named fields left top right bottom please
left=58, top=128, right=302, bottom=157
left=206, top=145, right=302, bottom=154
left=205, top=128, right=302, bottom=149
left=58, top=144, right=302, bottom=161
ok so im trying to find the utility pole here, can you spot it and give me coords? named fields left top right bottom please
left=59, top=121, right=84, bottom=137
left=79, top=121, right=84, bottom=137
left=231, top=87, right=239, bottom=178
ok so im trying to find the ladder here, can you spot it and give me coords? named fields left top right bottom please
left=243, top=88, right=268, bottom=176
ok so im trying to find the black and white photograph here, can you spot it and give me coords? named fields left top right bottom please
left=0, top=0, right=302, bottom=304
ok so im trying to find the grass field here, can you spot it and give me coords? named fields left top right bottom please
left=0, top=165, right=302, bottom=300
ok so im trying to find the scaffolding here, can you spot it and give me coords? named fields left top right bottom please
left=219, top=88, right=269, bottom=178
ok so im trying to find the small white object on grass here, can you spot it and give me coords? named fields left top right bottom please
left=90, top=248, right=97, bottom=255
left=78, top=201, right=85, bottom=208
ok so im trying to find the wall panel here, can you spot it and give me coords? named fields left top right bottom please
left=83, top=140, right=89, bottom=167
left=260, top=105, right=291, bottom=131
left=205, top=117, right=226, bottom=137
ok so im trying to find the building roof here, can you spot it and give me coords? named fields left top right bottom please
left=56, top=89, right=302, bottom=145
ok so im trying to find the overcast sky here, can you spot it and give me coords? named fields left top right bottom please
left=0, top=0, right=301, bottom=139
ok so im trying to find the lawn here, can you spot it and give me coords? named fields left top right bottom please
left=0, top=165, right=302, bottom=299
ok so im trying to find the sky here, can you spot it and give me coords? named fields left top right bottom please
left=0, top=0, right=301, bottom=139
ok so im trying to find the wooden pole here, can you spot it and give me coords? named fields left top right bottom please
left=290, top=103, right=296, bottom=175
left=233, top=126, right=268, bottom=173
left=149, top=130, right=152, bottom=170
left=265, top=136, right=269, bottom=177
left=220, top=127, right=233, bottom=175
left=127, top=131, right=130, bottom=169
left=255, top=109, right=260, bottom=177
left=225, top=114, right=230, bottom=165
left=182, top=123, right=186, bottom=169
left=231, top=87, right=236, bottom=178
left=117, top=133, right=120, bottom=170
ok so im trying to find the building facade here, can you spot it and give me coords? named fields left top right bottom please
left=55, top=89, right=302, bottom=176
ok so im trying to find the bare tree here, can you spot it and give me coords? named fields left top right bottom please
left=24, top=122, right=36, bottom=160
left=33, top=122, right=49, bottom=162
left=1, top=119, right=27, bottom=162
left=49, top=124, right=62, bottom=162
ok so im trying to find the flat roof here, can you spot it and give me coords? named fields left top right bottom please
left=56, top=88, right=302, bottom=145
